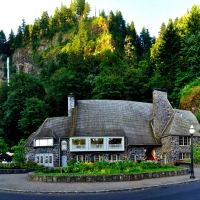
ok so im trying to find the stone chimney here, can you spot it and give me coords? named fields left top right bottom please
left=152, top=88, right=174, bottom=137
left=68, top=93, right=75, bottom=116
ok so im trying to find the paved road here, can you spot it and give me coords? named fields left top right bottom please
left=1, top=181, right=200, bottom=200
left=0, top=168, right=200, bottom=193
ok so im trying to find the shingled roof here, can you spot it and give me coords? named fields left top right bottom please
left=163, top=109, right=200, bottom=137
left=26, top=117, right=70, bottom=146
left=73, top=100, right=160, bottom=145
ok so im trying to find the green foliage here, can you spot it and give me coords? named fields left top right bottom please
left=2, top=73, right=45, bottom=142
left=35, top=160, right=178, bottom=175
left=18, top=98, right=48, bottom=135
left=92, top=51, right=127, bottom=99
left=193, top=142, right=200, bottom=164
left=196, top=111, right=200, bottom=123
left=0, top=137, right=8, bottom=153
left=11, top=139, right=28, bottom=166
left=0, top=2, right=200, bottom=145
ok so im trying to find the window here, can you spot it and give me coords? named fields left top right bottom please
left=35, top=153, right=53, bottom=167
left=71, top=138, right=86, bottom=149
left=35, top=139, right=53, bottom=147
left=75, top=155, right=84, bottom=162
left=110, top=154, right=120, bottom=161
left=94, top=154, right=103, bottom=162
left=90, top=138, right=104, bottom=149
left=70, top=137, right=124, bottom=151
left=179, top=153, right=190, bottom=160
left=108, top=138, right=122, bottom=148
left=179, top=136, right=190, bottom=146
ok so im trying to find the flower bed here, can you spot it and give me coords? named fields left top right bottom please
left=28, top=169, right=189, bottom=183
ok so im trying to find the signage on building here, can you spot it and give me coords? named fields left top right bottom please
left=39, top=149, right=47, bottom=153
left=134, top=148, right=144, bottom=154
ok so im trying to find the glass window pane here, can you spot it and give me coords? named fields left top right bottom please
left=179, top=136, right=183, bottom=145
left=90, top=138, right=104, bottom=148
left=40, top=139, right=47, bottom=146
left=61, top=140, right=67, bottom=150
left=72, top=138, right=86, bottom=149
left=36, top=140, right=39, bottom=146
left=109, top=138, right=122, bottom=148
left=48, top=139, right=53, bottom=146
left=49, top=156, right=52, bottom=163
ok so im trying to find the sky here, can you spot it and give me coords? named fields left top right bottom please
left=0, top=0, right=199, bottom=39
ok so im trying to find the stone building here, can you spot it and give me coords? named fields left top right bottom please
left=26, top=89, right=200, bottom=167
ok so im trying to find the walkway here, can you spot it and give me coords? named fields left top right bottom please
left=0, top=168, right=200, bottom=194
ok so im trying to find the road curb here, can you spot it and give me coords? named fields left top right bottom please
left=0, top=178, right=200, bottom=194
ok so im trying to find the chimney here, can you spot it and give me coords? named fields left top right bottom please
left=152, top=88, right=174, bottom=137
left=68, top=93, right=75, bottom=116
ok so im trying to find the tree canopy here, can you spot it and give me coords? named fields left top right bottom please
left=0, top=3, right=199, bottom=146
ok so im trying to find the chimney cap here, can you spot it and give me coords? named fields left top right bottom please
left=153, top=88, right=168, bottom=93
left=68, top=93, right=74, bottom=97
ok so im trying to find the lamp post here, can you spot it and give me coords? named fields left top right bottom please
left=189, top=125, right=195, bottom=179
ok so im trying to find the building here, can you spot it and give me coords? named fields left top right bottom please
left=25, top=89, right=200, bottom=167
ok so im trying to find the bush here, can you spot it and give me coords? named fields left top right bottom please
left=11, top=139, right=28, bottom=166
left=34, top=160, right=179, bottom=175
left=194, top=142, right=200, bottom=164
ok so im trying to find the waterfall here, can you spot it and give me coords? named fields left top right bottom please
left=7, top=57, right=9, bottom=86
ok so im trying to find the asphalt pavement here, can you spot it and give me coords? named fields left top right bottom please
left=0, top=168, right=200, bottom=194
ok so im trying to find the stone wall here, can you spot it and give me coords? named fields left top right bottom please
left=161, top=135, right=200, bottom=163
left=152, top=89, right=174, bottom=137
left=27, top=145, right=60, bottom=167
left=28, top=169, right=189, bottom=183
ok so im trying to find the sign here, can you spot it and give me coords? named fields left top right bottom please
left=134, top=148, right=144, bottom=154
left=39, top=149, right=47, bottom=153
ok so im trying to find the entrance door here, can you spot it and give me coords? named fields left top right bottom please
left=62, top=155, right=67, bottom=167
left=145, top=148, right=155, bottom=161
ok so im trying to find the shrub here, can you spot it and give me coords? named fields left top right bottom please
left=34, top=160, right=178, bottom=175
left=11, top=139, right=28, bottom=166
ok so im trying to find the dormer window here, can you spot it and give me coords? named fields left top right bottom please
left=35, top=138, right=53, bottom=147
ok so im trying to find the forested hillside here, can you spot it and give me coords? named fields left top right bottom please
left=0, top=0, right=199, bottom=146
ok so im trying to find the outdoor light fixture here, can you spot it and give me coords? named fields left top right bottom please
left=189, top=125, right=195, bottom=179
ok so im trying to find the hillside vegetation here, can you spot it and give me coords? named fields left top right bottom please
left=0, top=0, right=199, bottom=146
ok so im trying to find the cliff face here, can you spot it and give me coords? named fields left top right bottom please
left=12, top=45, right=35, bottom=74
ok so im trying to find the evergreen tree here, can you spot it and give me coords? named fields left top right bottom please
left=139, top=27, right=152, bottom=59
left=92, top=51, right=127, bottom=99
left=186, top=4, right=200, bottom=35
left=18, top=98, right=48, bottom=136
left=3, top=73, right=45, bottom=143
left=40, top=11, right=49, bottom=37
left=0, top=30, right=6, bottom=54
left=100, top=9, right=106, bottom=18
left=108, top=10, right=127, bottom=52
left=83, top=2, right=90, bottom=19
left=8, top=29, right=15, bottom=54
left=15, top=26, right=23, bottom=48
left=76, top=0, right=85, bottom=18
left=23, top=25, right=30, bottom=43
left=21, top=18, right=26, bottom=33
